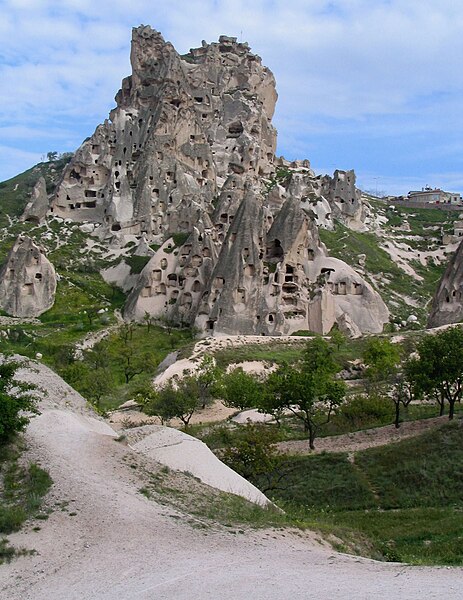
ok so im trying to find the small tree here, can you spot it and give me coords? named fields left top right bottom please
left=407, top=327, right=463, bottom=420
left=220, top=424, right=288, bottom=493
left=0, top=360, right=40, bottom=444
left=80, top=368, right=114, bottom=410
left=46, top=151, right=58, bottom=162
left=363, top=338, right=406, bottom=427
left=144, top=376, right=201, bottom=429
left=266, top=361, right=346, bottom=450
left=143, top=311, right=155, bottom=333
left=264, top=338, right=346, bottom=450
left=329, top=327, right=346, bottom=352
left=220, top=368, right=261, bottom=410
left=389, top=372, right=414, bottom=429
left=363, top=338, right=401, bottom=392
left=195, top=355, right=221, bottom=409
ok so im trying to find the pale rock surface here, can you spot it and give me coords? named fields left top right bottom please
left=0, top=235, right=56, bottom=317
left=48, top=25, right=388, bottom=336
left=21, top=176, right=49, bottom=223
left=428, top=238, right=463, bottom=327
left=129, top=425, right=271, bottom=506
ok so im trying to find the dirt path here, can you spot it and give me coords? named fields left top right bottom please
left=277, top=416, right=449, bottom=455
left=1, top=362, right=462, bottom=600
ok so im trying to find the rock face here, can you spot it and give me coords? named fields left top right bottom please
left=21, top=177, right=49, bottom=223
left=50, top=25, right=388, bottom=336
left=428, top=239, right=463, bottom=327
left=0, top=236, right=56, bottom=317
left=124, top=187, right=388, bottom=336
left=50, top=27, right=277, bottom=235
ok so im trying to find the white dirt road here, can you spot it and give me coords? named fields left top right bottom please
left=1, top=362, right=462, bottom=599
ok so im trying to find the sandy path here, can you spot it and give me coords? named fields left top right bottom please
left=278, top=416, right=449, bottom=455
left=1, top=364, right=462, bottom=599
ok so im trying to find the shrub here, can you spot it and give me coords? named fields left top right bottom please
left=338, top=394, right=394, bottom=429
left=0, top=360, right=40, bottom=444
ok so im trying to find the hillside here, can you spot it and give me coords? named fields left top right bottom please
left=2, top=361, right=462, bottom=600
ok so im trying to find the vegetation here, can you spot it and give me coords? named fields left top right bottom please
left=224, top=422, right=463, bottom=565
left=60, top=323, right=194, bottom=411
left=0, top=360, right=40, bottom=444
left=0, top=361, right=52, bottom=564
left=219, top=424, right=287, bottom=493
left=0, top=443, right=52, bottom=563
left=263, top=338, right=346, bottom=448
left=219, top=367, right=262, bottom=410
left=143, top=355, right=220, bottom=427
left=407, top=327, right=463, bottom=419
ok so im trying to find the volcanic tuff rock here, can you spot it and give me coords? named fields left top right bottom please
left=0, top=236, right=56, bottom=317
left=21, top=176, right=49, bottom=224
left=48, top=25, right=388, bottom=336
left=428, top=239, right=463, bottom=327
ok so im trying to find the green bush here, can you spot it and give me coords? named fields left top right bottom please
left=0, top=360, right=40, bottom=444
left=338, top=394, right=394, bottom=429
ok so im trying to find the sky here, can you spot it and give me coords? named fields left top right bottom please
left=1, top=0, right=463, bottom=196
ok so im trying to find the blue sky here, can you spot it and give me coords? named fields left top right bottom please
left=1, top=0, right=463, bottom=196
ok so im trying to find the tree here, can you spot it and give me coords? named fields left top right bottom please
left=82, top=306, right=101, bottom=327
left=266, top=365, right=345, bottom=449
left=363, top=338, right=401, bottom=392
left=408, top=327, right=463, bottom=420
left=220, top=424, right=289, bottom=493
left=265, top=340, right=346, bottom=449
left=144, top=376, right=202, bottom=428
left=329, top=327, right=346, bottom=352
left=111, top=324, right=150, bottom=384
left=256, top=384, right=286, bottom=426
left=389, top=372, right=414, bottom=429
left=363, top=338, right=407, bottom=428
left=195, top=355, right=221, bottom=409
left=80, top=368, right=114, bottom=410
left=143, top=311, right=155, bottom=333
left=0, top=360, right=40, bottom=444
left=220, top=368, right=262, bottom=410
left=46, top=151, right=58, bottom=162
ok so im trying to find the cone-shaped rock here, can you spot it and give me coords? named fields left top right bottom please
left=0, top=236, right=56, bottom=317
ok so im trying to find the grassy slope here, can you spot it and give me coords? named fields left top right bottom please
left=0, top=442, right=52, bottom=563
left=320, top=203, right=460, bottom=325
left=268, top=422, right=463, bottom=564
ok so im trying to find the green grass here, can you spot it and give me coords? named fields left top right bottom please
left=0, top=442, right=52, bottom=563
left=319, top=219, right=452, bottom=324
left=355, top=423, right=463, bottom=508
left=59, top=323, right=195, bottom=411
left=264, top=422, right=463, bottom=564
left=124, top=254, right=151, bottom=274
left=212, top=342, right=306, bottom=369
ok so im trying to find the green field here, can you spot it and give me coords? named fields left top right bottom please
left=265, top=423, right=463, bottom=564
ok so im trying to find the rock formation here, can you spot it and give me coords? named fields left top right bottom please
left=428, top=239, right=463, bottom=327
left=0, top=236, right=56, bottom=317
left=49, top=25, right=388, bottom=336
left=21, top=177, right=49, bottom=223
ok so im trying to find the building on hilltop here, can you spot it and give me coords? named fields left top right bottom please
left=407, top=187, right=462, bottom=205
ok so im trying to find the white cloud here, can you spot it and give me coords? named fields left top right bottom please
left=0, top=0, right=462, bottom=189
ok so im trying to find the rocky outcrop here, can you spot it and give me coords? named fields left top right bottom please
left=125, top=189, right=389, bottom=336
left=50, top=27, right=277, bottom=237
left=21, top=177, right=49, bottom=223
left=49, top=25, right=387, bottom=336
left=428, top=239, right=463, bottom=327
left=0, top=236, right=56, bottom=317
